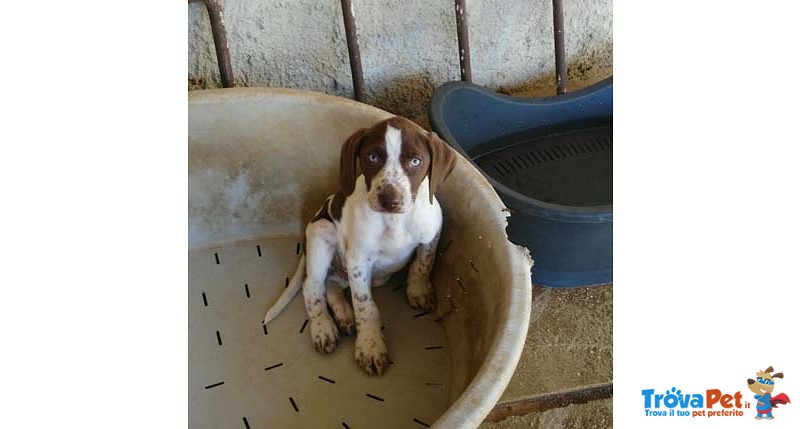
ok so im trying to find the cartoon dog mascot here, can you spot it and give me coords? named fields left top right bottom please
left=747, top=366, right=791, bottom=420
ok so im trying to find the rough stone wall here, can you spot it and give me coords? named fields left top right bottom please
left=188, top=0, right=612, bottom=118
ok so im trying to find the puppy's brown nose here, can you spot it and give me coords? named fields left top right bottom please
left=378, top=188, right=401, bottom=211
left=747, top=379, right=755, bottom=385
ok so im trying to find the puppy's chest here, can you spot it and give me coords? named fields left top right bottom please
left=363, top=221, right=418, bottom=267
left=377, top=221, right=416, bottom=253
left=337, top=219, right=418, bottom=274
left=379, top=241, right=417, bottom=274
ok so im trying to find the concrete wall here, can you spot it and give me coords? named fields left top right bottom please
left=188, top=0, right=612, bottom=118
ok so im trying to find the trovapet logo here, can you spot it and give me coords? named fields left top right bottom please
left=641, top=387, right=746, bottom=418
left=641, top=365, right=792, bottom=420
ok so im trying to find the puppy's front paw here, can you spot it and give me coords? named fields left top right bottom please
left=310, top=313, right=339, bottom=354
left=406, top=278, right=436, bottom=312
left=354, top=330, right=390, bottom=376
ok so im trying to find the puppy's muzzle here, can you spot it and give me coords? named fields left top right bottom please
left=377, top=186, right=402, bottom=212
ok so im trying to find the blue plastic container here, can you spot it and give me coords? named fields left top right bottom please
left=429, top=77, right=612, bottom=287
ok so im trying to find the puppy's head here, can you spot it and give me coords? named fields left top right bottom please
left=340, top=116, right=457, bottom=213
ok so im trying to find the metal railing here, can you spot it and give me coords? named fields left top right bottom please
left=189, top=0, right=569, bottom=96
left=189, top=0, right=234, bottom=88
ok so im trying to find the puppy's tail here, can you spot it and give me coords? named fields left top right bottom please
left=263, top=254, right=305, bottom=325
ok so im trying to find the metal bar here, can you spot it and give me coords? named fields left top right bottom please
left=340, top=0, right=366, bottom=102
left=552, top=0, right=567, bottom=94
left=202, top=0, right=235, bottom=88
left=454, top=0, right=472, bottom=82
left=486, top=382, right=613, bottom=421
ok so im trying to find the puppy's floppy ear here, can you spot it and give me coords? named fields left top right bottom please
left=765, top=366, right=774, bottom=374
left=425, top=131, right=457, bottom=204
left=772, top=372, right=784, bottom=379
left=340, top=128, right=368, bottom=196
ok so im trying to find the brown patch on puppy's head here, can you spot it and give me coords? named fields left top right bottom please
left=423, top=130, right=457, bottom=204
left=339, top=127, right=369, bottom=196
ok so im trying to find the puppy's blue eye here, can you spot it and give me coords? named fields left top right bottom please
left=410, top=157, right=421, bottom=167
left=368, top=152, right=380, bottom=163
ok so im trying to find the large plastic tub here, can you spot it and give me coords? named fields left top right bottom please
left=189, top=88, right=532, bottom=428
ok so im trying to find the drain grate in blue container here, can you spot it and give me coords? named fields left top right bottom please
left=473, top=125, right=612, bottom=207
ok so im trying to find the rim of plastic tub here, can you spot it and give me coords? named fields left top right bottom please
left=189, top=87, right=533, bottom=429
left=429, top=77, right=613, bottom=223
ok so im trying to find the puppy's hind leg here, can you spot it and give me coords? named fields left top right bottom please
left=326, top=277, right=355, bottom=335
left=406, top=233, right=440, bottom=312
left=303, top=220, right=339, bottom=353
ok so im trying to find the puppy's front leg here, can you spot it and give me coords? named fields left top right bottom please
left=348, top=256, right=390, bottom=375
left=303, top=221, right=339, bottom=353
left=406, top=233, right=440, bottom=312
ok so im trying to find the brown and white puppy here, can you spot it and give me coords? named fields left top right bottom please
left=263, top=116, right=456, bottom=376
